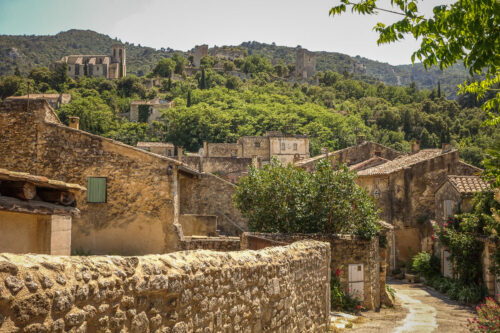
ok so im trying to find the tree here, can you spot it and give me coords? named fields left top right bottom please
left=153, top=58, right=175, bottom=78
left=329, top=0, right=499, bottom=124
left=437, top=81, right=442, bottom=99
left=172, top=53, right=187, bottom=75
left=223, top=60, right=236, bottom=72
left=0, top=75, right=22, bottom=99
left=14, top=67, right=21, bottom=77
left=234, top=158, right=380, bottom=239
left=199, top=69, right=207, bottom=90
left=186, top=90, right=192, bottom=107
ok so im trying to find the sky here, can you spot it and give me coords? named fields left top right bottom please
left=0, top=0, right=451, bottom=66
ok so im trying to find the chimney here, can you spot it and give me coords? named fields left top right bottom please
left=411, top=140, right=420, bottom=154
left=442, top=143, right=451, bottom=153
left=203, top=141, right=208, bottom=157
left=69, top=116, right=79, bottom=130
left=356, top=135, right=365, bottom=145
left=177, top=147, right=183, bottom=163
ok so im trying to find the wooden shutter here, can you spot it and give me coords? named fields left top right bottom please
left=87, top=177, right=107, bottom=203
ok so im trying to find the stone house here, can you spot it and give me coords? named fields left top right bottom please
left=0, top=99, right=246, bottom=255
left=54, top=44, right=126, bottom=79
left=0, top=168, right=85, bottom=255
left=193, top=44, right=208, bottom=67
left=355, top=143, right=480, bottom=266
left=136, top=142, right=175, bottom=157
left=5, top=94, right=71, bottom=109
left=434, top=175, right=491, bottom=280
left=129, top=98, right=173, bottom=123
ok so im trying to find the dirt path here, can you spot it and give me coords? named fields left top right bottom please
left=351, top=281, right=474, bottom=333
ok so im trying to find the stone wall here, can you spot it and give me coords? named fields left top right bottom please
left=179, top=236, right=241, bottom=251
left=182, top=156, right=253, bottom=183
left=179, top=173, right=247, bottom=236
left=179, top=214, right=218, bottom=237
left=241, top=232, right=381, bottom=310
left=205, top=143, right=241, bottom=158
left=0, top=240, right=330, bottom=332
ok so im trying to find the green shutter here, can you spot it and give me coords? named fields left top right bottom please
left=87, top=177, right=107, bottom=203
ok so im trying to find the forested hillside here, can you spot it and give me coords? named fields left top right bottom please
left=0, top=54, right=496, bottom=169
left=0, top=30, right=471, bottom=97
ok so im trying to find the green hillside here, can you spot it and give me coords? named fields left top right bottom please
left=0, top=30, right=471, bottom=98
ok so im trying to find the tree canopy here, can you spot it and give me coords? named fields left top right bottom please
left=234, top=158, right=380, bottom=239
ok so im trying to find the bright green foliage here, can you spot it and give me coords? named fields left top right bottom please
left=425, top=275, right=486, bottom=304
left=331, top=271, right=361, bottom=312
left=240, top=55, right=274, bottom=74
left=171, top=53, right=187, bottom=75
left=58, top=95, right=115, bottom=134
left=468, top=297, right=500, bottom=332
left=329, top=0, right=500, bottom=124
left=153, top=58, right=175, bottom=78
left=234, top=158, right=380, bottom=239
left=116, top=75, right=146, bottom=98
left=410, top=252, right=440, bottom=279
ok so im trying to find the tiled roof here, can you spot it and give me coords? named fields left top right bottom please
left=0, top=168, right=86, bottom=192
left=357, top=149, right=448, bottom=176
left=349, top=156, right=389, bottom=171
left=447, top=175, right=490, bottom=195
left=137, top=142, right=175, bottom=148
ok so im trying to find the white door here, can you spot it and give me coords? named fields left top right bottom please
left=348, top=263, right=364, bottom=301
left=442, top=249, right=453, bottom=278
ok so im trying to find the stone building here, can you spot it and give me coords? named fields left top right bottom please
left=136, top=142, right=175, bottom=157
left=55, top=44, right=126, bottom=79
left=434, top=175, right=490, bottom=279
left=212, top=46, right=246, bottom=61
left=193, top=44, right=208, bottom=67
left=129, top=98, right=173, bottom=123
left=5, top=93, right=71, bottom=109
left=296, top=48, right=316, bottom=79
left=355, top=143, right=480, bottom=265
left=0, top=99, right=246, bottom=255
left=0, top=168, right=85, bottom=255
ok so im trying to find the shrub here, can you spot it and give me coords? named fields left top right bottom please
left=427, top=276, right=486, bottom=304
left=468, top=297, right=500, bottom=332
left=330, top=268, right=361, bottom=313
left=411, top=252, right=440, bottom=279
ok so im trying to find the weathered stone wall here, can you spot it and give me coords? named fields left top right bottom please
left=238, top=137, right=271, bottom=161
left=205, top=143, right=241, bottom=158
left=182, top=156, right=252, bottom=183
left=241, top=232, right=380, bottom=310
left=268, top=137, right=310, bottom=164
left=0, top=240, right=330, bottom=332
left=434, top=181, right=462, bottom=227
left=179, top=173, right=247, bottom=236
left=179, top=236, right=241, bottom=251
left=179, top=214, right=218, bottom=237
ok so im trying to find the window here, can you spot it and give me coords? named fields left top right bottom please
left=167, top=149, right=172, bottom=156
left=96, top=66, right=99, bottom=71
left=281, top=143, right=286, bottom=150
left=68, top=66, right=71, bottom=71
left=254, top=142, right=260, bottom=148
left=293, top=143, right=298, bottom=151
left=87, top=177, right=107, bottom=203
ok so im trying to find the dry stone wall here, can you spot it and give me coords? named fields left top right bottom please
left=0, top=240, right=330, bottom=332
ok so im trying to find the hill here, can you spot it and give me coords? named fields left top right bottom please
left=0, top=29, right=471, bottom=97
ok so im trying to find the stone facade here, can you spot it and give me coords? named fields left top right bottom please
left=0, top=240, right=330, bottom=332
left=179, top=173, right=247, bottom=236
left=0, top=99, right=245, bottom=255
left=356, top=146, right=474, bottom=264
left=129, top=99, right=173, bottom=123
left=193, top=44, right=208, bottom=68
left=241, top=232, right=381, bottom=310
left=5, top=94, right=71, bottom=109
left=55, top=44, right=126, bottom=79
left=182, top=155, right=254, bottom=183
left=296, top=48, right=316, bottom=79
left=136, top=142, right=175, bottom=157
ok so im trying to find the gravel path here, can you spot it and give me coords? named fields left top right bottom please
left=350, top=281, right=474, bottom=333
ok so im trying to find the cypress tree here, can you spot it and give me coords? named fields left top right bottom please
left=199, top=69, right=206, bottom=90
left=437, top=81, right=441, bottom=98
left=14, top=66, right=21, bottom=76
left=187, top=90, right=191, bottom=107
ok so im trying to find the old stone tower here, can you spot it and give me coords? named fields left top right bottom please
left=193, top=44, right=208, bottom=67
left=296, top=48, right=316, bottom=79
left=111, top=44, right=127, bottom=78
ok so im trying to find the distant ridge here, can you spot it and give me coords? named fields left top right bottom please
left=0, top=29, right=470, bottom=97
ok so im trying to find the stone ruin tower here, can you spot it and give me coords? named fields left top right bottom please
left=296, top=48, right=316, bottom=79
left=193, top=44, right=209, bottom=68
left=111, top=44, right=127, bottom=78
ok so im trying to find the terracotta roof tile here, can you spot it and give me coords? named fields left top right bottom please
left=357, top=149, right=448, bottom=176
left=447, top=175, right=490, bottom=195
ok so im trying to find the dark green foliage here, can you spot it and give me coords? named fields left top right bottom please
left=153, top=58, right=175, bottom=78
left=426, top=276, right=487, bottom=304
left=234, top=158, right=380, bottom=239
left=186, top=90, right=191, bottom=107
left=410, top=252, right=440, bottom=279
left=138, top=105, right=150, bottom=123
